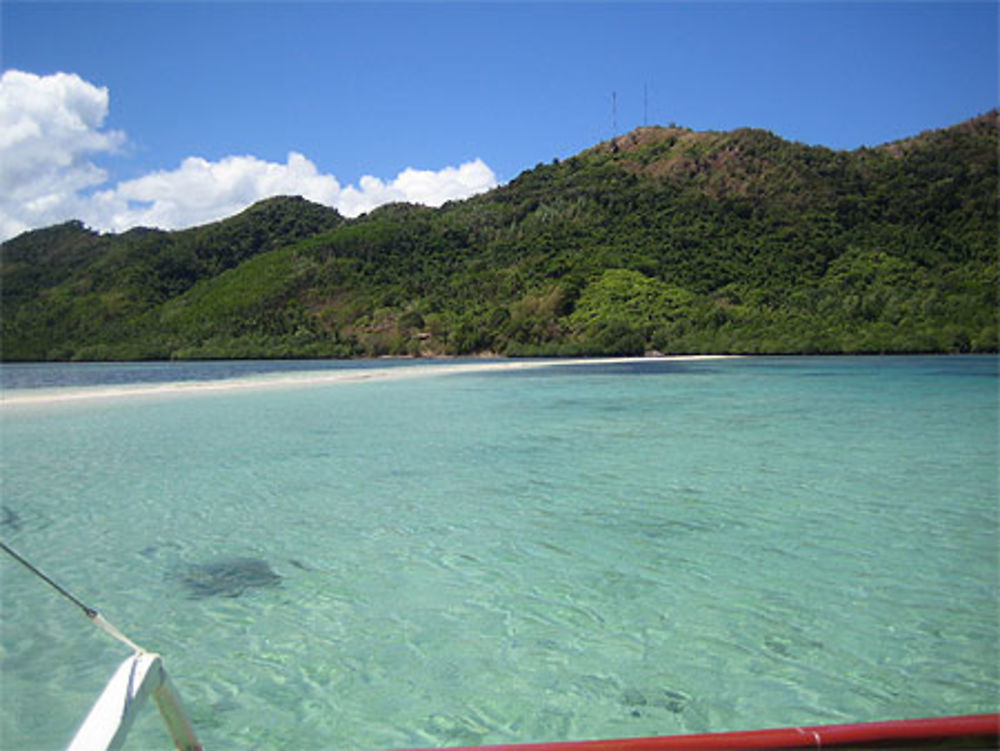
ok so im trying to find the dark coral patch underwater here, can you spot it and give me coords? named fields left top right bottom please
left=177, top=557, right=283, bottom=599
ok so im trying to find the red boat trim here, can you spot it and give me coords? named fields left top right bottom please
left=399, top=714, right=999, bottom=750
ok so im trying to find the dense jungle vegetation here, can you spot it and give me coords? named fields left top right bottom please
left=1, top=111, right=996, bottom=360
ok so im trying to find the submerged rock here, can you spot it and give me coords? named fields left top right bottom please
left=1, top=505, right=22, bottom=532
left=178, top=557, right=283, bottom=599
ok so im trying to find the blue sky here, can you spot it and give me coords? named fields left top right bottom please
left=1, top=2, right=996, bottom=240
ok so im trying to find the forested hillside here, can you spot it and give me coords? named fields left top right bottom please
left=2, top=112, right=996, bottom=360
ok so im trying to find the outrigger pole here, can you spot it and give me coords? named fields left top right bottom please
left=1, top=540, right=143, bottom=652
left=1, top=540, right=202, bottom=751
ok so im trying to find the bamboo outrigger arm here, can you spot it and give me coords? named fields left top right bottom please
left=66, top=652, right=202, bottom=751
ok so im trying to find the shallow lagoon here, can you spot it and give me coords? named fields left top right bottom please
left=1, top=356, right=996, bottom=749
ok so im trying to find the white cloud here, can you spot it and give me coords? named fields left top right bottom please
left=0, top=70, right=499, bottom=242
left=337, top=159, right=499, bottom=217
left=89, top=152, right=345, bottom=234
left=0, top=70, right=125, bottom=239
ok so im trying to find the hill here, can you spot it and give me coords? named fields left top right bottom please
left=2, top=112, right=996, bottom=360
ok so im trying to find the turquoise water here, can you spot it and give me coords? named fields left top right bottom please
left=0, top=356, right=996, bottom=749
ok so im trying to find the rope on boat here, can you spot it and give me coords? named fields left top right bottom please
left=0, top=540, right=144, bottom=653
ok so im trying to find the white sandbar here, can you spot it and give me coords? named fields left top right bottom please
left=0, top=355, right=738, bottom=407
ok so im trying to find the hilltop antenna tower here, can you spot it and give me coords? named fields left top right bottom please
left=612, top=91, right=617, bottom=136
left=644, top=83, right=648, bottom=127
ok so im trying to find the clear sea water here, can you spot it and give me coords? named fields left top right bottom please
left=0, top=356, right=996, bottom=750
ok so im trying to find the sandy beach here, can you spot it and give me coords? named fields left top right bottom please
left=0, top=355, right=738, bottom=407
